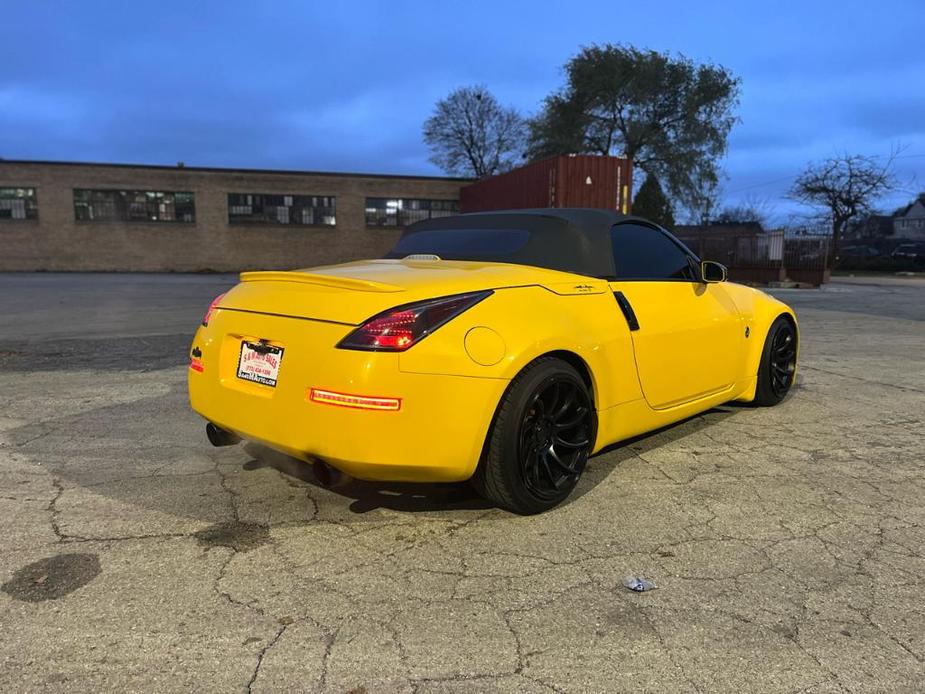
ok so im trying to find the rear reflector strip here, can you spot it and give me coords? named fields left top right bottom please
left=309, top=388, right=401, bottom=411
left=189, top=358, right=205, bottom=372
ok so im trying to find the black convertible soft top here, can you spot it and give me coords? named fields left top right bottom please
left=385, top=208, right=651, bottom=279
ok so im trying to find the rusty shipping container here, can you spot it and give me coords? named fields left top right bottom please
left=460, top=154, right=633, bottom=214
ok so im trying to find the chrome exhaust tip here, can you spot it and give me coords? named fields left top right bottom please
left=206, top=423, right=241, bottom=447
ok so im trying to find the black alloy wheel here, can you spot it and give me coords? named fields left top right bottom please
left=473, top=357, right=595, bottom=514
left=518, top=377, right=592, bottom=501
left=755, top=316, right=798, bottom=406
left=769, top=321, right=797, bottom=399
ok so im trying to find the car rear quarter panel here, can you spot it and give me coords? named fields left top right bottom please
left=398, top=285, right=644, bottom=411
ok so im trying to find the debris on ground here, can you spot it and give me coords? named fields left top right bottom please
left=622, top=576, right=657, bottom=592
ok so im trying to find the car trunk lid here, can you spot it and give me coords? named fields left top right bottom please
left=217, top=259, right=607, bottom=325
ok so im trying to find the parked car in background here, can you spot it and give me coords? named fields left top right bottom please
left=891, top=243, right=925, bottom=264
left=840, top=245, right=880, bottom=259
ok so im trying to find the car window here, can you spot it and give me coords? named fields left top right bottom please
left=611, top=223, right=697, bottom=281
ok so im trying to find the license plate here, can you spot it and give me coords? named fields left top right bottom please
left=236, top=341, right=284, bottom=387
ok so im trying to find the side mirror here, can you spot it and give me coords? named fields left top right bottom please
left=701, top=260, right=727, bottom=283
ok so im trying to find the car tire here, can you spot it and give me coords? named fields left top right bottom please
left=473, top=357, right=595, bottom=515
left=753, top=316, right=798, bottom=406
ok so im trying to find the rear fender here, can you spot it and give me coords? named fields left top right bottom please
left=398, top=285, right=643, bottom=412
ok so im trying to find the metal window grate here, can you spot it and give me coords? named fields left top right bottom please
left=0, top=187, right=39, bottom=221
left=365, top=198, right=459, bottom=227
left=227, top=193, right=336, bottom=226
left=73, top=189, right=195, bottom=223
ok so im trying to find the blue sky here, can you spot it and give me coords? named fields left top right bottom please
left=1, top=1, right=923, bottom=221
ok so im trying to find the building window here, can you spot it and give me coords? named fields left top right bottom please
left=73, top=189, right=196, bottom=223
left=227, top=194, right=336, bottom=226
left=0, top=187, right=38, bottom=220
left=365, top=198, right=459, bottom=227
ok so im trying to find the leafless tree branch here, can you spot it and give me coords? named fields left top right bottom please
left=423, top=86, right=527, bottom=178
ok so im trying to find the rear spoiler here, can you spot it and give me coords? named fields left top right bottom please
left=239, top=271, right=405, bottom=293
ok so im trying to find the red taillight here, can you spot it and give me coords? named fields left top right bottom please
left=202, top=293, right=226, bottom=327
left=337, top=290, right=492, bottom=352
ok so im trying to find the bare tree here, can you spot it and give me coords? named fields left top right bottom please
left=423, top=86, right=527, bottom=178
left=789, top=151, right=899, bottom=258
left=715, top=195, right=775, bottom=227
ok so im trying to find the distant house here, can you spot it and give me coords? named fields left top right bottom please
left=846, top=214, right=893, bottom=241
left=894, top=195, right=925, bottom=241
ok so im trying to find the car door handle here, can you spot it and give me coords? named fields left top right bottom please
left=613, top=291, right=640, bottom=331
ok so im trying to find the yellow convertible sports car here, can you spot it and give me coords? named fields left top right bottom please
left=189, top=209, right=798, bottom=514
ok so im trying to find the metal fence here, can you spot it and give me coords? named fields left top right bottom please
left=675, top=229, right=832, bottom=286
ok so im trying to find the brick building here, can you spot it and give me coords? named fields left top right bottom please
left=0, top=160, right=468, bottom=271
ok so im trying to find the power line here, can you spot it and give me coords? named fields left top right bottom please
left=724, top=151, right=924, bottom=197
left=725, top=174, right=796, bottom=195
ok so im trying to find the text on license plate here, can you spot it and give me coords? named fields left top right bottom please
left=236, top=341, right=284, bottom=387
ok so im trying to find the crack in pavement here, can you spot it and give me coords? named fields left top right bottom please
left=2, top=280, right=925, bottom=691
left=247, top=624, right=288, bottom=693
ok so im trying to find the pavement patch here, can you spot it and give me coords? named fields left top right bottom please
left=2, top=552, right=101, bottom=602
left=194, top=521, right=271, bottom=552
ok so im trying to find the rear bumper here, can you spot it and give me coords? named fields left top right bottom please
left=187, top=310, right=507, bottom=482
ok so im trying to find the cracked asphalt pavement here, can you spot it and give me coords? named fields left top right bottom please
left=0, top=273, right=923, bottom=693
